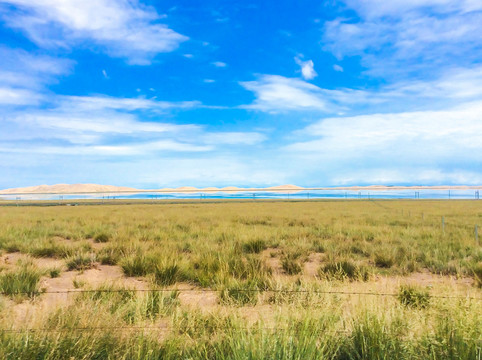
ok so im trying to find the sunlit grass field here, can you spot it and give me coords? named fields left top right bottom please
left=0, top=200, right=480, bottom=359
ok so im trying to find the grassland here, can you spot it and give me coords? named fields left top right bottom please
left=0, top=200, right=480, bottom=359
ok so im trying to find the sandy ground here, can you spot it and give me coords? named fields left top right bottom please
left=0, top=250, right=478, bottom=328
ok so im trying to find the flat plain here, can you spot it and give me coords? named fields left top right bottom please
left=0, top=200, right=480, bottom=359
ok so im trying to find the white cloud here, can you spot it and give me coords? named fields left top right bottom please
left=0, top=0, right=188, bottom=64
left=0, top=87, right=42, bottom=105
left=240, top=66, right=482, bottom=114
left=55, top=95, right=200, bottom=112
left=240, top=75, right=330, bottom=112
left=0, top=47, right=73, bottom=89
left=333, top=64, right=344, bottom=72
left=212, top=61, right=227, bottom=67
left=1, top=92, right=266, bottom=156
left=284, top=101, right=482, bottom=184
left=295, top=57, right=317, bottom=80
left=323, top=1, right=482, bottom=77
left=202, top=132, right=266, bottom=145
left=0, top=47, right=73, bottom=105
left=240, top=75, right=378, bottom=113
left=0, top=140, right=213, bottom=156
left=204, top=79, right=215, bottom=83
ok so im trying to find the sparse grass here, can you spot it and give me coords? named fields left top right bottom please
left=0, top=200, right=480, bottom=358
left=472, top=262, right=482, bottom=288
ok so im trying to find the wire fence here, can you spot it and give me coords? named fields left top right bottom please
left=1, top=287, right=480, bottom=300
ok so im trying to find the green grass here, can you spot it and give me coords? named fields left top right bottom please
left=0, top=260, right=42, bottom=299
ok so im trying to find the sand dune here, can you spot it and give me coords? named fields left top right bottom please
left=1, top=183, right=481, bottom=195
left=0, top=183, right=138, bottom=194
left=267, top=184, right=304, bottom=190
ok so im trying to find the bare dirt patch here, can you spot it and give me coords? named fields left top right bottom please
left=1, top=252, right=64, bottom=270
left=261, top=248, right=283, bottom=276
left=304, top=252, right=324, bottom=277
left=177, top=286, right=218, bottom=309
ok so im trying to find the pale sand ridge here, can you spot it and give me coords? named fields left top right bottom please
left=1, top=183, right=482, bottom=195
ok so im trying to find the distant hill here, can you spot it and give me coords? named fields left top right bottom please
left=0, top=183, right=138, bottom=194
left=1, top=183, right=481, bottom=195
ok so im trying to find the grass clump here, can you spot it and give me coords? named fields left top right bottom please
left=66, top=253, right=96, bottom=271
left=281, top=252, right=302, bottom=275
left=94, top=233, right=110, bottom=243
left=0, top=261, right=42, bottom=299
left=227, top=255, right=271, bottom=286
left=241, top=239, right=267, bottom=254
left=154, top=263, right=181, bottom=286
left=48, top=267, right=61, bottom=278
left=374, top=252, right=394, bottom=268
left=30, top=241, right=75, bottom=259
left=398, top=285, right=430, bottom=308
left=319, top=260, right=370, bottom=281
left=120, top=253, right=157, bottom=277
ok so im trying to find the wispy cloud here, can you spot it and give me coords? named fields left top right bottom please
left=323, top=1, right=482, bottom=77
left=212, top=61, right=227, bottom=67
left=1, top=91, right=266, bottom=156
left=0, top=0, right=188, bottom=64
left=240, top=75, right=331, bottom=112
left=240, top=75, right=379, bottom=113
left=0, top=47, right=73, bottom=105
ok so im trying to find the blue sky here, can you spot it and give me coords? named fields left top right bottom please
left=1, top=0, right=482, bottom=189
